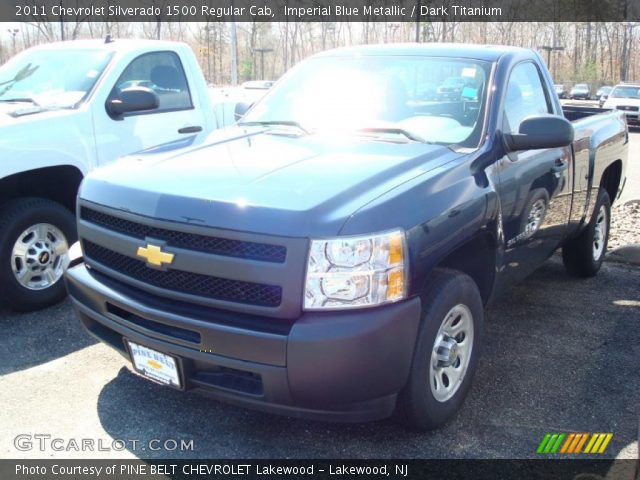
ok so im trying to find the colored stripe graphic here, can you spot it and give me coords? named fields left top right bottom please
left=584, top=434, right=599, bottom=454
left=550, top=434, right=565, bottom=453
left=597, top=433, right=613, bottom=454
left=584, top=433, right=614, bottom=454
left=560, top=433, right=575, bottom=453
left=544, top=434, right=559, bottom=453
left=568, top=433, right=588, bottom=454
left=538, top=433, right=612, bottom=454
left=537, top=433, right=565, bottom=453
left=574, top=433, right=589, bottom=453
left=537, top=434, right=552, bottom=454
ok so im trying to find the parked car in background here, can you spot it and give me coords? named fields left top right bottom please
left=239, top=80, right=275, bottom=105
left=210, top=80, right=276, bottom=127
left=595, top=85, right=612, bottom=100
left=570, top=83, right=591, bottom=100
left=209, top=87, right=240, bottom=127
left=66, top=43, right=627, bottom=431
left=241, top=80, right=275, bottom=90
left=597, top=86, right=614, bottom=107
left=554, top=84, right=566, bottom=99
left=603, top=83, right=640, bottom=126
left=0, top=39, right=219, bottom=311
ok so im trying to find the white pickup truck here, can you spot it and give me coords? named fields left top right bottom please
left=0, top=38, right=219, bottom=311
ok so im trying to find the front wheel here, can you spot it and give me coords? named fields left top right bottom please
left=396, top=269, right=483, bottom=431
left=0, top=198, right=76, bottom=312
left=562, top=189, right=611, bottom=277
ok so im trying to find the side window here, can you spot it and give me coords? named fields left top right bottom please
left=503, top=62, right=551, bottom=132
left=112, top=51, right=192, bottom=112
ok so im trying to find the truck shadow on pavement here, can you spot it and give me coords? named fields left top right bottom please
left=95, top=257, right=640, bottom=459
left=0, top=298, right=97, bottom=375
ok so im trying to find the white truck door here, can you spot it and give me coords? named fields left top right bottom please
left=92, top=50, right=207, bottom=164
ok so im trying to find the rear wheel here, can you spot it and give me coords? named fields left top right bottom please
left=562, top=189, right=611, bottom=277
left=0, top=198, right=76, bottom=312
left=397, top=269, right=483, bottom=431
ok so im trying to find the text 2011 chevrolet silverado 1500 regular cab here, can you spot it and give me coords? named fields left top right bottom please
left=0, top=39, right=218, bottom=311
left=65, top=44, right=628, bottom=430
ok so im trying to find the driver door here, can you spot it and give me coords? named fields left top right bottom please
left=93, top=51, right=205, bottom=165
left=496, top=62, right=573, bottom=283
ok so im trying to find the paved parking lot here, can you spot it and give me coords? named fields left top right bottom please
left=1, top=258, right=638, bottom=460
left=1, top=120, right=638, bottom=461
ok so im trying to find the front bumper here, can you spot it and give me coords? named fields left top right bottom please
left=65, top=263, right=422, bottom=422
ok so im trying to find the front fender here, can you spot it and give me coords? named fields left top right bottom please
left=0, top=111, right=95, bottom=179
left=340, top=154, right=501, bottom=298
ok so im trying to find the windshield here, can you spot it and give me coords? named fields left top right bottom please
left=443, top=77, right=465, bottom=87
left=574, top=84, right=588, bottom=90
left=0, top=48, right=113, bottom=108
left=610, top=86, right=640, bottom=99
left=242, top=56, right=491, bottom=147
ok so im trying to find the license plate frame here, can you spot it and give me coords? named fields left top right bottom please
left=125, top=340, right=183, bottom=389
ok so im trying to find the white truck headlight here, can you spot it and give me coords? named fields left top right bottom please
left=304, top=230, right=407, bottom=310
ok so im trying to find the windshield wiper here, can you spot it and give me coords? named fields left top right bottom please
left=355, top=127, right=429, bottom=143
left=0, top=97, right=40, bottom=106
left=238, top=120, right=310, bottom=135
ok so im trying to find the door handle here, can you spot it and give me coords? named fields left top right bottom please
left=178, top=126, right=202, bottom=134
left=552, top=158, right=568, bottom=173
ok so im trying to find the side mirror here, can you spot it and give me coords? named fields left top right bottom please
left=234, top=101, right=252, bottom=121
left=107, top=87, right=159, bottom=116
left=505, top=115, right=574, bottom=151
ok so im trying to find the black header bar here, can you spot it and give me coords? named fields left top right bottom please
left=2, top=459, right=639, bottom=480
left=3, top=0, right=640, bottom=22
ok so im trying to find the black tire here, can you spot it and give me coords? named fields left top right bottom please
left=396, top=269, right=484, bottom=431
left=562, top=189, right=611, bottom=278
left=0, top=197, right=77, bottom=312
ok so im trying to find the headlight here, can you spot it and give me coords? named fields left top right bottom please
left=304, top=230, right=407, bottom=310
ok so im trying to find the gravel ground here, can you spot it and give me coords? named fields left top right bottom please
left=610, top=200, right=640, bottom=251
left=609, top=128, right=639, bottom=251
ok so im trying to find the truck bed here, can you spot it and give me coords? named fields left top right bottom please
left=562, top=105, right=610, bottom=122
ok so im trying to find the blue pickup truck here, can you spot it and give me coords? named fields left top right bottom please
left=65, top=44, right=628, bottom=430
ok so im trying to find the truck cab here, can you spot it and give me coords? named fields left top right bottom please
left=0, top=39, right=218, bottom=311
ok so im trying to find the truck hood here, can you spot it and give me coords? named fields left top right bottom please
left=0, top=102, right=35, bottom=126
left=0, top=103, right=75, bottom=127
left=81, top=127, right=462, bottom=237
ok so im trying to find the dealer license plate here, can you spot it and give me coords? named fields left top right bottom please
left=127, top=341, right=181, bottom=388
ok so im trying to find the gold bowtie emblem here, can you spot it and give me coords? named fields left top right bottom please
left=136, top=244, right=174, bottom=267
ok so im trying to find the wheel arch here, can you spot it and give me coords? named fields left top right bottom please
left=420, top=231, right=497, bottom=307
left=0, top=166, right=84, bottom=214
left=599, top=159, right=623, bottom=206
